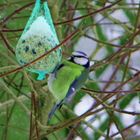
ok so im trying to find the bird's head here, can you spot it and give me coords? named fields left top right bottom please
left=68, top=51, right=90, bottom=68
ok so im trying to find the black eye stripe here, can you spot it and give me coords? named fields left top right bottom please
left=72, top=51, right=87, bottom=57
left=73, top=55, right=88, bottom=58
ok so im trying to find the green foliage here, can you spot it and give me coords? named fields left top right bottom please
left=94, top=117, right=109, bottom=140
left=119, top=94, right=136, bottom=109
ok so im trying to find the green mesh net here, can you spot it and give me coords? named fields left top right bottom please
left=16, top=0, right=62, bottom=80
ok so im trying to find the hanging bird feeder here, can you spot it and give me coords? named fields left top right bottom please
left=16, top=0, right=62, bottom=80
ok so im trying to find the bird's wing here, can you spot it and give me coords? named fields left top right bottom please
left=51, top=61, right=85, bottom=100
left=64, top=68, right=89, bottom=103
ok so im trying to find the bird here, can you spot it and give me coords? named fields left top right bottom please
left=48, top=51, right=90, bottom=120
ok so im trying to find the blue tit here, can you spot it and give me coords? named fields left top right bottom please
left=48, top=51, right=90, bottom=119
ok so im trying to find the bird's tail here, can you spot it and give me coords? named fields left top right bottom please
left=48, top=100, right=63, bottom=121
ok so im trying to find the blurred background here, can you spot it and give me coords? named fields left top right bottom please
left=0, top=0, right=140, bottom=140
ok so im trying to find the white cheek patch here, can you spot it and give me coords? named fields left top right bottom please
left=67, top=57, right=71, bottom=60
left=74, top=57, right=88, bottom=65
